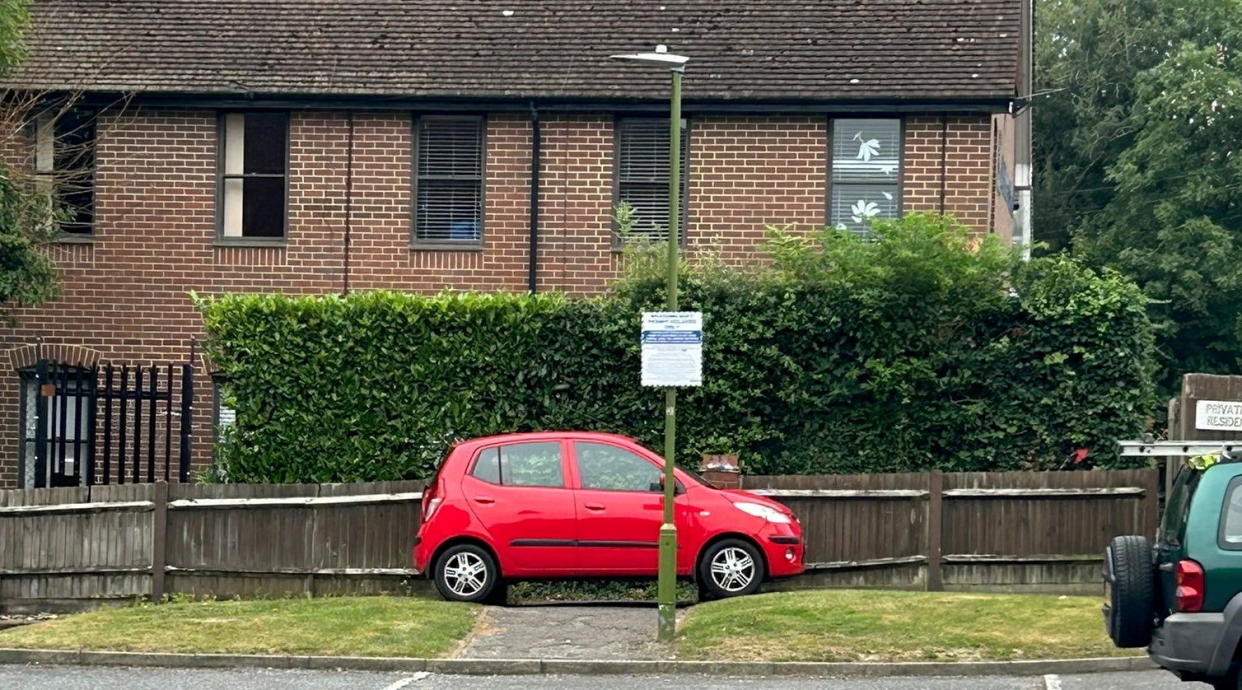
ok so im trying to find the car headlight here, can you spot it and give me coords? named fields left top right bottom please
left=732, top=501, right=792, bottom=524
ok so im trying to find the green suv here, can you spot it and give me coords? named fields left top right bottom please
left=1105, top=450, right=1242, bottom=689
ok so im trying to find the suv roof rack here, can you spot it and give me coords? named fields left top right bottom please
left=1116, top=441, right=1241, bottom=458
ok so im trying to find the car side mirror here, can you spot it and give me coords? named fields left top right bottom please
left=650, top=476, right=684, bottom=495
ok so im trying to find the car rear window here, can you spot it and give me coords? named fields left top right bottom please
left=1220, top=476, right=1242, bottom=549
left=469, top=442, right=564, bottom=488
left=1161, top=466, right=1203, bottom=548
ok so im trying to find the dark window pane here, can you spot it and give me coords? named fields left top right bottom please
left=499, top=442, right=563, bottom=488
left=242, top=176, right=284, bottom=237
left=832, top=118, right=901, bottom=184
left=829, top=184, right=899, bottom=235
left=244, top=112, right=287, bottom=175
left=418, top=118, right=482, bottom=177
left=575, top=442, right=661, bottom=492
left=416, top=179, right=481, bottom=242
left=472, top=448, right=500, bottom=484
left=616, top=118, right=687, bottom=242
left=52, top=109, right=96, bottom=234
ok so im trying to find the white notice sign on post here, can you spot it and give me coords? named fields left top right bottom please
left=641, top=311, right=703, bottom=387
left=1196, top=400, right=1242, bottom=431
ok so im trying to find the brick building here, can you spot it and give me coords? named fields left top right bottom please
left=0, top=0, right=1033, bottom=488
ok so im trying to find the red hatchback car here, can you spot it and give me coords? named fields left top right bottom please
left=413, top=431, right=805, bottom=602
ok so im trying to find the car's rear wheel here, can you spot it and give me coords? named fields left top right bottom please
left=698, top=538, right=765, bottom=600
left=433, top=543, right=501, bottom=603
left=1104, top=535, right=1155, bottom=648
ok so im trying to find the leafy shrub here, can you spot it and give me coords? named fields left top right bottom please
left=197, top=214, right=1156, bottom=482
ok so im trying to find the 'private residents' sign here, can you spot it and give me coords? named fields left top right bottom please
left=1197, top=400, right=1242, bottom=431
left=641, top=311, right=703, bottom=387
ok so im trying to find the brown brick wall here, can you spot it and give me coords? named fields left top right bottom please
left=0, top=109, right=1001, bottom=487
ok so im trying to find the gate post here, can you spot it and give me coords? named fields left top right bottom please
left=178, top=363, right=194, bottom=483
left=33, top=359, right=49, bottom=488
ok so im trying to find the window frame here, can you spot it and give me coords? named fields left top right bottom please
left=1218, top=475, right=1242, bottom=551
left=215, top=110, right=291, bottom=245
left=410, top=114, right=487, bottom=250
left=572, top=440, right=666, bottom=494
left=34, top=106, right=98, bottom=239
left=826, top=116, right=905, bottom=236
left=612, top=116, right=690, bottom=249
left=467, top=441, right=568, bottom=490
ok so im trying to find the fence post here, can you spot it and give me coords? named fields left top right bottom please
left=151, top=481, right=169, bottom=603
left=926, top=470, right=944, bottom=591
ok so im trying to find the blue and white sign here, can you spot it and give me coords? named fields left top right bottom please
left=641, top=311, right=703, bottom=387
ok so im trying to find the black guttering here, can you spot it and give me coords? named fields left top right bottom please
left=68, top=92, right=1016, bottom=115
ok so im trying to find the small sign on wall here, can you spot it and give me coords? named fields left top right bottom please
left=1196, top=400, right=1242, bottom=431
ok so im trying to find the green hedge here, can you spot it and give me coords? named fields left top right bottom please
left=198, top=215, right=1157, bottom=483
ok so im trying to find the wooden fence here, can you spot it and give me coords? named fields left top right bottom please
left=0, top=469, right=1157, bottom=612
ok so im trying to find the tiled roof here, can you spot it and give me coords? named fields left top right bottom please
left=7, top=0, right=1021, bottom=102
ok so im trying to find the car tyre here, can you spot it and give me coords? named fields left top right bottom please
left=433, top=543, right=500, bottom=603
left=698, top=538, right=765, bottom=600
left=1104, top=535, right=1155, bottom=648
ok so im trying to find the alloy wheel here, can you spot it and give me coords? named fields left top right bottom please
left=443, top=551, right=489, bottom=597
left=710, top=546, right=756, bottom=593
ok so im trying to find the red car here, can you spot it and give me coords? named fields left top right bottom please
left=413, top=431, right=805, bottom=602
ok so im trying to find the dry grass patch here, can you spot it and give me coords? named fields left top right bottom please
left=0, top=596, right=477, bottom=658
left=677, top=589, right=1134, bottom=662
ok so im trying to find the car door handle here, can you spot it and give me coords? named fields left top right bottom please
left=473, top=496, right=495, bottom=505
left=584, top=502, right=605, bottom=511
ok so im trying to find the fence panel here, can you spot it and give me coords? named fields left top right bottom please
left=0, top=470, right=1159, bottom=611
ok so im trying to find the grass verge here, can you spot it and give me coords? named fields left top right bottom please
left=0, top=596, right=477, bottom=658
left=677, top=590, right=1129, bottom=662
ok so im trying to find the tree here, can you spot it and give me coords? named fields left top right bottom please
left=1031, top=0, right=1237, bottom=251
left=1075, top=29, right=1242, bottom=387
left=0, top=0, right=60, bottom=322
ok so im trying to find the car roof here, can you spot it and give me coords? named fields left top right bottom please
left=454, top=430, right=640, bottom=451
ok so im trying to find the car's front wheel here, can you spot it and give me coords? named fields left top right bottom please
left=432, top=543, right=501, bottom=603
left=698, top=538, right=765, bottom=600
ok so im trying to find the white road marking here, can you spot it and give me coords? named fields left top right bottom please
left=381, top=671, right=430, bottom=690
left=1043, top=674, right=1063, bottom=690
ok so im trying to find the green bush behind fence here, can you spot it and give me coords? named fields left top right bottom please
left=198, top=215, right=1156, bottom=483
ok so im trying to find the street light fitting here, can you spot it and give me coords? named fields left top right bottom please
left=609, top=45, right=689, bottom=72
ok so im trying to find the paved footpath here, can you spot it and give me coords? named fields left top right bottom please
left=457, top=604, right=682, bottom=660
left=0, top=666, right=1213, bottom=689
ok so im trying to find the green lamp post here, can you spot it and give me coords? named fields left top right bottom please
left=609, top=45, right=688, bottom=642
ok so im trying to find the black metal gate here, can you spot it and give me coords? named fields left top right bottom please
left=22, top=359, right=194, bottom=488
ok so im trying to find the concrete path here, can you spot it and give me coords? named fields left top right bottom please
left=0, top=666, right=1210, bottom=690
left=457, top=604, right=681, bottom=660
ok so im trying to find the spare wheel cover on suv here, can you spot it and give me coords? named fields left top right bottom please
left=1104, top=535, right=1156, bottom=648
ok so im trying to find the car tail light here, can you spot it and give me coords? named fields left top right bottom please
left=1175, top=559, right=1205, bottom=612
left=422, top=481, right=443, bottom=521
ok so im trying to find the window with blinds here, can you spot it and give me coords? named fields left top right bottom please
left=35, top=108, right=96, bottom=235
left=218, top=111, right=289, bottom=240
left=615, top=118, right=688, bottom=243
left=829, top=118, right=902, bottom=236
left=413, top=116, right=484, bottom=245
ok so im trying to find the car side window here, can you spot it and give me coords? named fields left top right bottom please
left=471, top=447, right=500, bottom=484
left=1220, top=477, right=1242, bottom=549
left=499, top=442, right=564, bottom=488
left=575, top=442, right=662, bottom=492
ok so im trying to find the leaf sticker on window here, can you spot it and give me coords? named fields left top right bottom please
left=853, top=132, right=881, bottom=162
left=851, top=200, right=880, bottom=224
left=882, top=191, right=894, bottom=201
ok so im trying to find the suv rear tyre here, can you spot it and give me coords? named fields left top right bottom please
left=1104, top=535, right=1155, bottom=648
left=433, top=543, right=501, bottom=603
left=698, top=539, right=765, bottom=600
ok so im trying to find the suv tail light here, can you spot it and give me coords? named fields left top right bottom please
left=1175, top=559, right=1205, bottom=612
left=422, top=481, right=443, bottom=521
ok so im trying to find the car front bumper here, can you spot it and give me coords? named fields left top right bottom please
left=1149, top=612, right=1224, bottom=675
